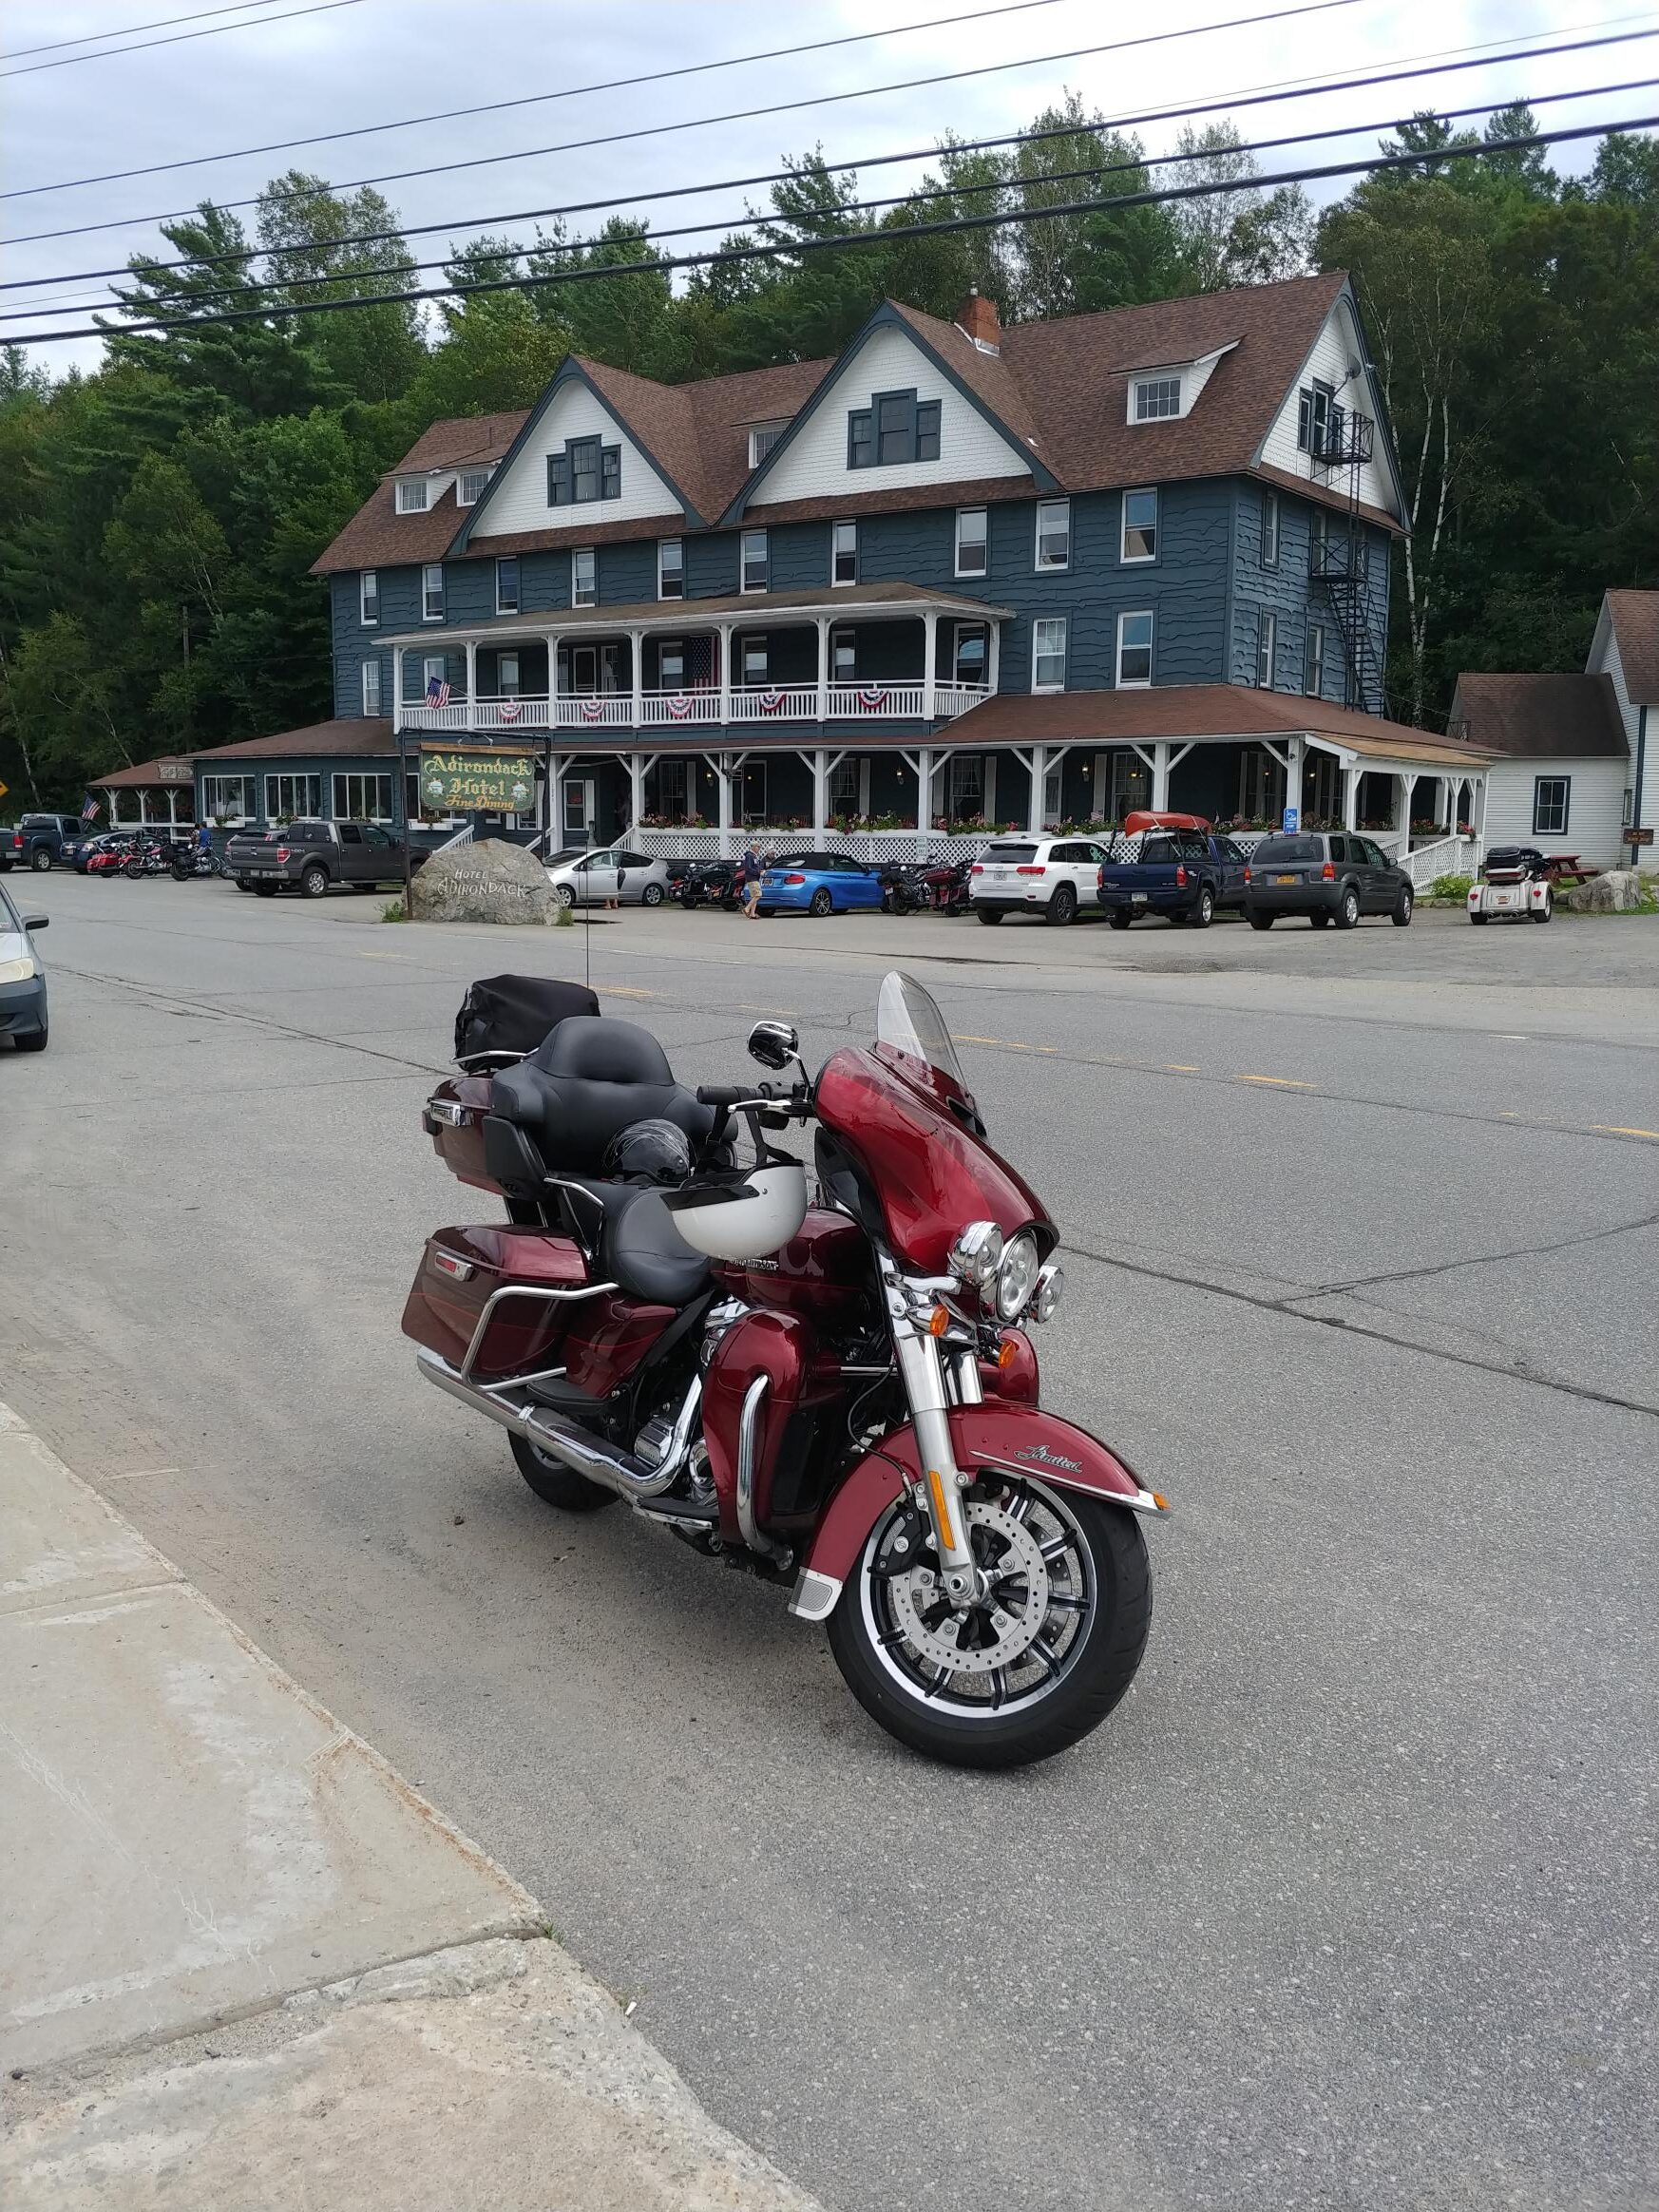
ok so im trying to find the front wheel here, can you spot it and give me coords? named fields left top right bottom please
left=827, top=1478, right=1152, bottom=1769
left=1392, top=887, right=1414, bottom=926
left=299, top=863, right=330, bottom=898
left=1046, top=884, right=1077, bottom=927
left=123, top=858, right=144, bottom=879
left=171, top=861, right=192, bottom=883
left=509, top=1433, right=618, bottom=1513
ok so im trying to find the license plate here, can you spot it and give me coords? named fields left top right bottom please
left=1493, top=891, right=1516, bottom=906
left=1131, top=891, right=1147, bottom=905
left=1274, top=873, right=1297, bottom=884
left=249, top=868, right=281, bottom=879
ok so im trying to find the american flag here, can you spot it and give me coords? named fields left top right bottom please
left=426, top=676, right=451, bottom=707
left=81, top=793, right=100, bottom=821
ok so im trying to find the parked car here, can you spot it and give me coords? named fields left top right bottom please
left=1097, top=813, right=1249, bottom=929
left=754, top=850, right=885, bottom=917
left=0, top=877, right=48, bottom=1052
left=226, top=819, right=418, bottom=897
left=1244, top=831, right=1414, bottom=929
left=1468, top=846, right=1554, bottom=925
left=544, top=847, right=671, bottom=907
left=75, top=831, right=142, bottom=875
left=0, top=814, right=86, bottom=872
left=969, top=835, right=1111, bottom=925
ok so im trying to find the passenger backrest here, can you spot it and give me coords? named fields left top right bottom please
left=490, top=1018, right=715, bottom=1173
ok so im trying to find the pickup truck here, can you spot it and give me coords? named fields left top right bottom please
left=0, top=814, right=86, bottom=872
left=226, top=818, right=421, bottom=898
left=1096, top=813, right=1250, bottom=929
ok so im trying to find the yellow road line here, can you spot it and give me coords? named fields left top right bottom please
left=952, top=1033, right=1003, bottom=1045
left=1237, top=1074, right=1318, bottom=1090
left=599, top=984, right=657, bottom=999
left=1591, top=1124, right=1659, bottom=1140
left=1164, top=1062, right=1199, bottom=1073
left=736, top=1002, right=798, bottom=1016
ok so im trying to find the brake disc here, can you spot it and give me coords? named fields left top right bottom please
left=887, top=1498, right=1050, bottom=1675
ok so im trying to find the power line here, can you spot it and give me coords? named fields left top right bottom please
left=10, top=110, right=1651, bottom=347
left=4, top=0, right=1072, bottom=198
left=10, top=75, right=1650, bottom=326
left=0, top=0, right=1377, bottom=244
left=0, top=0, right=367, bottom=77
left=9, top=16, right=1650, bottom=288
left=5, top=0, right=287, bottom=64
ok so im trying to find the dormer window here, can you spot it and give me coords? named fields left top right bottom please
left=748, top=422, right=787, bottom=467
left=395, top=478, right=429, bottom=513
left=849, top=390, right=941, bottom=469
left=1133, top=376, right=1181, bottom=423
left=457, top=467, right=494, bottom=507
left=548, top=436, right=620, bottom=506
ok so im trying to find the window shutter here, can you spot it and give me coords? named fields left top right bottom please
left=601, top=446, right=620, bottom=500
left=849, top=410, right=873, bottom=467
left=916, top=400, right=941, bottom=462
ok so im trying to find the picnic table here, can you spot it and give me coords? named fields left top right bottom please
left=1542, top=855, right=1600, bottom=886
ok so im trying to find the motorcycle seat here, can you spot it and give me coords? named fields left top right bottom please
left=489, top=1017, right=717, bottom=1174
left=599, top=1184, right=712, bottom=1306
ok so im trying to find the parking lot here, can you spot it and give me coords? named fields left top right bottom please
left=4, top=873, right=1657, bottom=2211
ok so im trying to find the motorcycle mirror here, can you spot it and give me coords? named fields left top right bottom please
left=748, top=1019, right=800, bottom=1071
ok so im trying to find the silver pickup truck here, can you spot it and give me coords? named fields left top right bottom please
left=227, top=818, right=418, bottom=898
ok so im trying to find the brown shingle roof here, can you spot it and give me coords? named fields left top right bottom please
left=1606, top=588, right=1659, bottom=700
left=1450, top=673, right=1628, bottom=759
left=96, top=753, right=200, bottom=790
left=398, top=410, right=528, bottom=475
left=947, top=685, right=1497, bottom=767
left=96, top=720, right=397, bottom=787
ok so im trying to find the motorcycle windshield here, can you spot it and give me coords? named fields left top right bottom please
left=815, top=972, right=1052, bottom=1273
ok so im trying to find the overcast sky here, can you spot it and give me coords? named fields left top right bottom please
left=1, top=0, right=1647, bottom=376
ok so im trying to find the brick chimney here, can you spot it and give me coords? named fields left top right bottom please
left=957, top=289, right=1001, bottom=352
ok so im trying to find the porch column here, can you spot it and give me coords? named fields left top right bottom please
left=628, top=753, right=647, bottom=831
left=922, top=613, right=938, bottom=719
left=629, top=628, right=644, bottom=730
left=816, top=616, right=830, bottom=722
left=1473, top=775, right=1489, bottom=862
left=1285, top=735, right=1304, bottom=829
left=717, top=623, right=734, bottom=727
left=1150, top=741, right=1171, bottom=813
left=811, top=750, right=829, bottom=841
left=1026, top=744, right=1046, bottom=835
left=986, top=620, right=1001, bottom=696
left=1396, top=772, right=1414, bottom=843
left=464, top=638, right=477, bottom=727
left=916, top=746, right=933, bottom=856
left=1342, top=764, right=1360, bottom=830
left=716, top=751, right=734, bottom=857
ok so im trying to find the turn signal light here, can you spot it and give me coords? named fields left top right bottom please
left=927, top=1306, right=950, bottom=1338
left=997, top=1337, right=1019, bottom=1370
left=1016, top=865, right=1046, bottom=875
left=1175, top=864, right=1188, bottom=888
left=1322, top=861, right=1336, bottom=880
left=1152, top=1492, right=1171, bottom=1512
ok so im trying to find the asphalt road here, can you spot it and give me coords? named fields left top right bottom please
left=4, top=876, right=1656, bottom=2212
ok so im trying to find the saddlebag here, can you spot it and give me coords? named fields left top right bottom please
left=453, top=975, right=600, bottom=1067
left=401, top=1226, right=589, bottom=1380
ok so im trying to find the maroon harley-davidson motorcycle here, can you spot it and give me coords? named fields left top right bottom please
left=405, top=971, right=1165, bottom=1766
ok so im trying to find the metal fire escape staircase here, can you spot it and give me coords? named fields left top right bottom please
left=1308, top=406, right=1383, bottom=714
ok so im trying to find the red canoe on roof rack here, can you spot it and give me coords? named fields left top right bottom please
left=1122, top=810, right=1211, bottom=835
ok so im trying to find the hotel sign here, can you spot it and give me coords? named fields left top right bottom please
left=418, top=749, right=538, bottom=812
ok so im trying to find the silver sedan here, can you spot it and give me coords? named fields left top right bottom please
left=544, top=846, right=671, bottom=908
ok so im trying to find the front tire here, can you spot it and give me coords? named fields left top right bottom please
left=1392, top=887, right=1414, bottom=926
left=509, top=1433, right=619, bottom=1513
left=1046, top=884, right=1077, bottom=927
left=299, top=863, right=330, bottom=898
left=827, top=1478, right=1152, bottom=1770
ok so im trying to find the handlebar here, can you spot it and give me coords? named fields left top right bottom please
left=696, top=1083, right=754, bottom=1109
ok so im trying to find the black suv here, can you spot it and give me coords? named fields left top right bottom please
left=1244, top=831, right=1414, bottom=930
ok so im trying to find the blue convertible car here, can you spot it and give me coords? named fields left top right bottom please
left=753, top=850, right=885, bottom=917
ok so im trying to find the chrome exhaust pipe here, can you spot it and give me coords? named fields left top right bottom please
left=415, top=1346, right=689, bottom=1500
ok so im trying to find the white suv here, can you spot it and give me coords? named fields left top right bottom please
left=969, top=835, right=1110, bottom=925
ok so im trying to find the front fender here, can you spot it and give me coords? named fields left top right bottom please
left=790, top=1403, right=1169, bottom=1621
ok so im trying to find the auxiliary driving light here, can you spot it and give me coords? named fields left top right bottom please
left=1029, top=1262, right=1064, bottom=1324
left=995, top=1230, right=1040, bottom=1322
left=948, top=1219, right=1003, bottom=1289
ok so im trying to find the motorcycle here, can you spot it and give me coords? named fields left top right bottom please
left=879, top=861, right=930, bottom=915
left=122, top=836, right=180, bottom=879
left=677, top=859, right=748, bottom=910
left=920, top=856, right=973, bottom=916
left=407, top=971, right=1164, bottom=1767
left=171, top=843, right=226, bottom=882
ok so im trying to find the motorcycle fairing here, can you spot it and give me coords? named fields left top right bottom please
left=791, top=1402, right=1169, bottom=1617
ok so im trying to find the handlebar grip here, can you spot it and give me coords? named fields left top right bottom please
left=696, top=1083, right=751, bottom=1108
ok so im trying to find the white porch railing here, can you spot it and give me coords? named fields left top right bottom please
left=1394, top=834, right=1479, bottom=887
left=641, top=690, right=727, bottom=727
left=625, top=824, right=1288, bottom=864
left=393, top=683, right=991, bottom=736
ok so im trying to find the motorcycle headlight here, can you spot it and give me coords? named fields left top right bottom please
left=948, top=1219, right=1003, bottom=1289
left=1029, top=1262, right=1063, bottom=1324
left=996, top=1230, right=1040, bottom=1321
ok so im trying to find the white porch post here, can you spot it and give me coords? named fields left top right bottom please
left=716, top=753, right=733, bottom=856
left=1285, top=735, right=1304, bottom=828
left=1151, top=741, right=1171, bottom=813
left=629, top=628, right=644, bottom=729
left=546, top=751, right=564, bottom=842
left=986, top=620, right=1001, bottom=696
left=1397, top=771, right=1414, bottom=844
left=916, top=746, right=933, bottom=856
left=1473, top=774, right=1488, bottom=863
left=1342, top=763, right=1360, bottom=830
left=811, top=749, right=828, bottom=841
left=628, top=753, right=647, bottom=831
left=465, top=638, right=477, bottom=727
left=922, top=613, right=938, bottom=719
left=717, top=623, right=734, bottom=727
left=816, top=616, right=830, bottom=722
left=1026, top=745, right=1046, bottom=834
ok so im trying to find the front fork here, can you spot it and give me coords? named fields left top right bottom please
left=883, top=1258, right=985, bottom=1607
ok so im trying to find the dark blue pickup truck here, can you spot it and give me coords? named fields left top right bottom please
left=0, top=813, right=86, bottom=873
left=1096, top=823, right=1250, bottom=929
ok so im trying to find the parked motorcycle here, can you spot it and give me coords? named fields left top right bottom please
left=407, top=971, right=1164, bottom=1767
left=677, top=859, right=748, bottom=910
left=920, top=857, right=973, bottom=916
left=122, top=836, right=181, bottom=879
left=171, top=844, right=226, bottom=882
left=879, top=861, right=930, bottom=915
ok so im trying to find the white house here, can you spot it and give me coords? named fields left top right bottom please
left=1451, top=589, right=1656, bottom=867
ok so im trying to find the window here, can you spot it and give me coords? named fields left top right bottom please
left=1262, top=490, right=1280, bottom=570
left=741, top=636, right=769, bottom=686
left=422, top=563, right=444, bottom=620
left=848, top=389, right=941, bottom=468
left=423, top=655, right=447, bottom=693
left=361, top=660, right=381, bottom=715
left=395, top=478, right=428, bottom=513
left=495, top=557, right=520, bottom=616
left=740, top=762, right=768, bottom=824
left=1298, top=380, right=1337, bottom=456
left=264, top=773, right=321, bottom=821
left=740, top=529, right=769, bottom=594
left=953, top=623, right=987, bottom=688
left=658, top=538, right=684, bottom=600
left=946, top=754, right=984, bottom=821
left=1309, top=506, right=1328, bottom=574
left=1116, top=611, right=1154, bottom=688
left=1255, top=610, right=1277, bottom=689
left=200, top=774, right=256, bottom=822
left=1031, top=617, right=1067, bottom=693
left=832, top=628, right=855, bottom=682
left=498, top=653, right=521, bottom=698
left=359, top=569, right=378, bottom=624
left=548, top=437, right=620, bottom=505
left=748, top=422, right=786, bottom=467
left=1042, top=761, right=1063, bottom=825
left=658, top=639, right=685, bottom=689
left=571, top=546, right=596, bottom=607
left=955, top=506, right=987, bottom=579
left=333, top=772, right=393, bottom=823
left=1121, top=488, right=1157, bottom=563
left=1035, top=498, right=1071, bottom=571
left=1134, top=375, right=1181, bottom=422
left=1533, top=776, right=1571, bottom=836
left=1304, top=622, right=1325, bottom=697
left=832, top=520, right=858, bottom=586
left=457, top=467, right=493, bottom=506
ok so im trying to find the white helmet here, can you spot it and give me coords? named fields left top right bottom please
left=662, top=1163, right=808, bottom=1263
